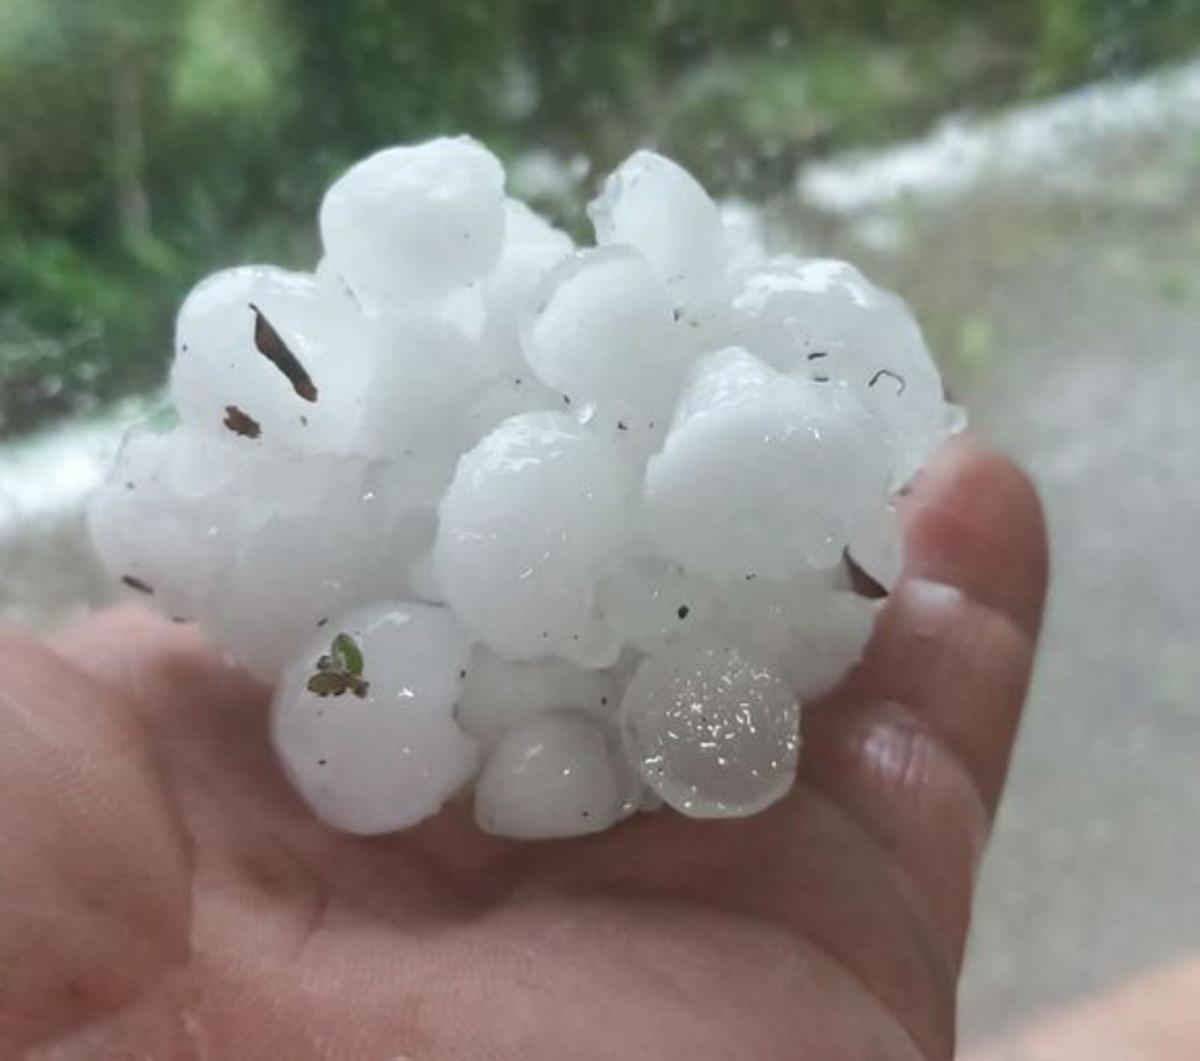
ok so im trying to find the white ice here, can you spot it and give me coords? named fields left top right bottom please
left=474, top=711, right=634, bottom=839
left=89, top=139, right=959, bottom=841
left=645, top=348, right=894, bottom=579
left=272, top=602, right=478, bottom=834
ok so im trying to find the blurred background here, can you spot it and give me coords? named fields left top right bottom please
left=1, top=1, right=1198, bottom=1054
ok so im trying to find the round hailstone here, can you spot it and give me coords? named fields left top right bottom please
left=474, top=711, right=634, bottom=839
left=620, top=635, right=800, bottom=818
left=481, top=199, right=574, bottom=371
left=595, top=555, right=718, bottom=654
left=319, top=136, right=506, bottom=308
left=434, top=411, right=634, bottom=664
left=360, top=310, right=495, bottom=463
left=727, top=256, right=954, bottom=486
left=645, top=348, right=894, bottom=580
left=716, top=573, right=878, bottom=699
left=204, top=461, right=434, bottom=681
left=588, top=149, right=725, bottom=308
left=272, top=602, right=478, bottom=835
left=521, top=246, right=686, bottom=446
left=456, top=647, right=618, bottom=748
left=87, top=427, right=248, bottom=620
left=171, top=266, right=369, bottom=454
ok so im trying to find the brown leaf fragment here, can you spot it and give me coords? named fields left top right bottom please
left=223, top=404, right=262, bottom=438
left=842, top=548, right=889, bottom=600
left=249, top=303, right=319, bottom=402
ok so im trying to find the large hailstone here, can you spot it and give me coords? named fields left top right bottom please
left=272, top=602, right=478, bottom=834
left=521, top=245, right=687, bottom=447
left=434, top=411, right=635, bottom=664
left=171, top=266, right=370, bottom=454
left=588, top=149, right=725, bottom=308
left=88, top=427, right=247, bottom=621
left=645, top=347, right=894, bottom=579
left=88, top=138, right=963, bottom=843
left=474, top=711, right=635, bottom=839
left=727, top=256, right=957, bottom=486
left=319, top=136, right=506, bottom=308
left=620, top=635, right=800, bottom=818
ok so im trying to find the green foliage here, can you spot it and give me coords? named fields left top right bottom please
left=2, top=0, right=1199, bottom=437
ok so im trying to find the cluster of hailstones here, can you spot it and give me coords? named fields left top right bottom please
left=88, top=137, right=963, bottom=840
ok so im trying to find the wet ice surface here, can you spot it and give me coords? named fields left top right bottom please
left=78, top=137, right=956, bottom=839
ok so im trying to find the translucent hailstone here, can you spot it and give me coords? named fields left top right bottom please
left=319, top=137, right=506, bottom=308
left=474, top=711, right=635, bottom=839
left=204, top=461, right=435, bottom=682
left=87, top=427, right=249, bottom=620
left=727, top=256, right=954, bottom=486
left=171, top=266, right=370, bottom=455
left=434, top=412, right=634, bottom=665
left=272, top=601, right=478, bottom=835
left=521, top=246, right=686, bottom=447
left=645, top=348, right=894, bottom=580
left=595, top=555, right=718, bottom=654
left=716, top=572, right=878, bottom=699
left=481, top=199, right=574, bottom=371
left=456, top=647, right=618, bottom=748
left=620, top=635, right=800, bottom=818
left=588, top=150, right=725, bottom=307
left=360, top=310, right=495, bottom=464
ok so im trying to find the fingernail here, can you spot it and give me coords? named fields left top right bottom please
left=898, top=579, right=964, bottom=637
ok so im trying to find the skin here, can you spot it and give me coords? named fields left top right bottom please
left=0, top=437, right=1047, bottom=1060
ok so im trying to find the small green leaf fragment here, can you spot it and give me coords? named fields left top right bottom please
left=332, top=633, right=364, bottom=676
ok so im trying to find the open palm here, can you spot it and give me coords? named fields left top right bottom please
left=1, top=438, right=1046, bottom=1061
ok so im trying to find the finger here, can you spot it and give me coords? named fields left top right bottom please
left=0, top=632, right=190, bottom=1054
left=801, top=438, right=1048, bottom=955
left=902, top=435, right=1048, bottom=636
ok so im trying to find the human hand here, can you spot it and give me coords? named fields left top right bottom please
left=0, top=437, right=1046, bottom=1060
